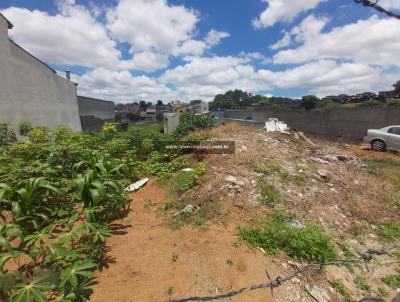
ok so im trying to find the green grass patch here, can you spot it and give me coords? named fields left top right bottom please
left=354, top=276, right=372, bottom=295
left=172, top=162, right=206, bottom=192
left=382, top=274, right=400, bottom=289
left=377, top=287, right=389, bottom=298
left=330, top=279, right=353, bottom=302
left=238, top=212, right=338, bottom=262
left=377, top=220, right=400, bottom=242
left=258, top=180, right=284, bottom=206
left=167, top=197, right=224, bottom=229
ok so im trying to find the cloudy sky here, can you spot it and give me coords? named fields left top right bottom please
left=1, top=0, right=400, bottom=103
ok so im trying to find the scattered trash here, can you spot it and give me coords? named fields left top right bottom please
left=181, top=168, right=194, bottom=172
left=264, top=118, right=289, bottom=133
left=125, top=178, right=149, bottom=192
left=287, top=219, right=303, bottom=229
left=173, top=204, right=199, bottom=216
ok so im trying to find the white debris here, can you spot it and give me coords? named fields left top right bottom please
left=173, top=204, right=198, bottom=216
left=225, top=175, right=245, bottom=186
left=124, top=178, right=149, bottom=192
left=264, top=118, right=289, bottom=133
left=181, top=168, right=194, bottom=172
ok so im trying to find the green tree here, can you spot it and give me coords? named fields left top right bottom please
left=301, top=95, right=319, bottom=110
left=139, top=101, right=147, bottom=109
left=393, top=81, right=400, bottom=95
left=127, top=112, right=140, bottom=121
left=157, top=100, right=163, bottom=106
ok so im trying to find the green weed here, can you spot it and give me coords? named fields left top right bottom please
left=330, top=279, right=353, bottom=302
left=354, top=276, right=371, bottom=295
left=382, top=274, right=400, bottom=289
left=377, top=287, right=389, bottom=298
left=258, top=180, right=284, bottom=206
left=377, top=221, right=400, bottom=242
left=173, top=162, right=206, bottom=192
left=239, top=212, right=338, bottom=262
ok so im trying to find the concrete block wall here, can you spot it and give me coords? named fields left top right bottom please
left=77, top=96, right=115, bottom=132
left=0, top=14, right=82, bottom=131
left=224, top=106, right=400, bottom=140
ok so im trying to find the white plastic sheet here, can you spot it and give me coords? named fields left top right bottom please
left=264, top=118, right=289, bottom=133
left=125, top=178, right=149, bottom=192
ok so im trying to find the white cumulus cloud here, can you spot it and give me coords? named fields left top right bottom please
left=253, top=0, right=326, bottom=28
left=273, top=15, right=400, bottom=68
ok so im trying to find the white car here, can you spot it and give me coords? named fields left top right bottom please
left=364, top=126, right=400, bottom=152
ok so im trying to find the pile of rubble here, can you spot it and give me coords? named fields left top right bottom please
left=179, top=122, right=400, bottom=302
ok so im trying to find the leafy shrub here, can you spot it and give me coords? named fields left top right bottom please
left=27, top=127, right=49, bottom=143
left=173, top=114, right=215, bottom=138
left=0, top=124, right=17, bottom=147
left=239, top=212, right=338, bottom=262
left=101, top=122, right=117, bottom=136
left=18, top=122, right=33, bottom=136
left=270, top=103, right=287, bottom=111
left=362, top=99, right=382, bottom=107
left=387, top=98, right=400, bottom=106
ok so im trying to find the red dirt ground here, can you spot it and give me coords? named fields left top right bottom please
left=90, top=180, right=278, bottom=302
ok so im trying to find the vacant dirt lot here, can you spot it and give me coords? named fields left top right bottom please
left=91, top=124, right=400, bottom=302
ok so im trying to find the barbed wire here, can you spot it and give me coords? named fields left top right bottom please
left=168, top=242, right=400, bottom=302
left=354, top=0, right=400, bottom=19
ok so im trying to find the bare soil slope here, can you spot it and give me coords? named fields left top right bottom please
left=91, top=180, right=278, bottom=302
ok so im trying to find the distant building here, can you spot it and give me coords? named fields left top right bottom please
left=173, top=103, right=188, bottom=113
left=190, top=101, right=209, bottom=114
left=378, top=90, right=397, bottom=101
left=145, top=107, right=157, bottom=122
left=155, top=103, right=173, bottom=119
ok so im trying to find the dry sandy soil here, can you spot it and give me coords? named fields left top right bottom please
left=91, top=124, right=400, bottom=302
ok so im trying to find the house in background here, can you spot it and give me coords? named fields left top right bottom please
left=190, top=101, right=209, bottom=114
left=145, top=107, right=157, bottom=122
left=173, top=101, right=188, bottom=113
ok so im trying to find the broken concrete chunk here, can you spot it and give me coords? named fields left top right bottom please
left=317, top=169, right=330, bottom=179
left=305, top=284, right=331, bottom=302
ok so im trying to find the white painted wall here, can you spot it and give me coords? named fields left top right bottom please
left=0, top=14, right=82, bottom=131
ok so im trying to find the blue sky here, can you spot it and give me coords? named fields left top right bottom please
left=1, top=0, right=399, bottom=103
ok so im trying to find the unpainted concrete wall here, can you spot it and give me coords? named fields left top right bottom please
left=0, top=16, right=82, bottom=131
left=77, top=96, right=115, bottom=132
left=223, top=106, right=400, bottom=140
